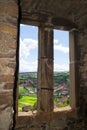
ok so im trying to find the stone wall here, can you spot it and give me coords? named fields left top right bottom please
left=15, top=10, right=87, bottom=130
left=78, top=28, right=87, bottom=117
left=0, top=0, right=18, bottom=130
left=15, top=108, right=87, bottom=130
left=0, top=0, right=87, bottom=130
left=14, top=13, right=87, bottom=130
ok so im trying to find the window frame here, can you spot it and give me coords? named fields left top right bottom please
left=69, top=30, right=79, bottom=109
left=16, top=22, right=78, bottom=117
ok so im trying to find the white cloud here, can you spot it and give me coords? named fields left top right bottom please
left=54, top=39, right=59, bottom=44
left=19, top=56, right=69, bottom=72
left=19, top=58, right=38, bottom=72
left=19, top=38, right=69, bottom=72
left=19, top=38, right=38, bottom=72
left=54, top=44, right=69, bottom=53
left=20, top=24, right=26, bottom=27
left=54, top=63, right=69, bottom=72
left=19, top=58, right=69, bottom=72
left=20, top=38, right=37, bottom=58
left=54, top=39, right=69, bottom=53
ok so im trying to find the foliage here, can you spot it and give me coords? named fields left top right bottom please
left=58, top=102, right=69, bottom=108
left=18, top=87, right=29, bottom=99
left=18, top=94, right=23, bottom=99
left=66, top=96, right=70, bottom=105
left=19, top=72, right=37, bottom=83
left=54, top=71, right=70, bottom=85
left=32, top=101, right=37, bottom=110
left=19, top=87, right=29, bottom=93
left=18, top=95, right=37, bottom=111
left=54, top=95, right=70, bottom=108
left=19, top=71, right=70, bottom=87
left=18, top=71, right=70, bottom=111
left=54, top=96, right=59, bottom=102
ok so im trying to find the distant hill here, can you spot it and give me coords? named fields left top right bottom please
left=19, top=71, right=70, bottom=88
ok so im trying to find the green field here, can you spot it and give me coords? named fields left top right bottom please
left=18, top=87, right=37, bottom=111
left=18, top=95, right=37, bottom=111
left=18, top=86, right=70, bottom=112
left=18, top=95, right=69, bottom=111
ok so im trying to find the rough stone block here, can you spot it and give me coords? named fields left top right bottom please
left=0, top=106, right=13, bottom=130
left=0, top=91, right=13, bottom=105
left=0, top=32, right=17, bottom=51
left=0, top=25, right=17, bottom=36
left=3, top=83, right=14, bottom=90
left=0, top=58, right=15, bottom=75
left=0, top=75, right=14, bottom=83
left=0, top=2, right=18, bottom=18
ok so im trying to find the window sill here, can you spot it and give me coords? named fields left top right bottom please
left=18, top=110, right=37, bottom=117
left=54, top=105, right=72, bottom=112
left=18, top=106, right=72, bottom=117
left=16, top=106, right=76, bottom=129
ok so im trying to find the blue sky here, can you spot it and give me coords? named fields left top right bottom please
left=19, top=24, right=69, bottom=72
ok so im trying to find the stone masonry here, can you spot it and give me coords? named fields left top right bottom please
left=0, top=0, right=18, bottom=129
left=0, top=0, right=87, bottom=130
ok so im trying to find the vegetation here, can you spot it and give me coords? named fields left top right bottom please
left=18, top=71, right=70, bottom=112
left=18, top=94, right=37, bottom=112
left=18, top=87, right=29, bottom=99
left=54, top=71, right=69, bottom=85
left=54, top=95, right=70, bottom=108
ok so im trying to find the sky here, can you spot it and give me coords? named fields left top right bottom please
left=19, top=24, right=69, bottom=72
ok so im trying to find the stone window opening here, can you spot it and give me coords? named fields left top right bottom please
left=16, top=21, right=78, bottom=116
left=53, top=29, right=70, bottom=111
left=18, top=24, right=38, bottom=115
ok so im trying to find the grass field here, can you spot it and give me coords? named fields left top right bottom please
left=18, top=87, right=37, bottom=111
left=19, top=87, right=29, bottom=93
left=18, top=95, right=37, bottom=111
left=18, top=87, right=69, bottom=112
